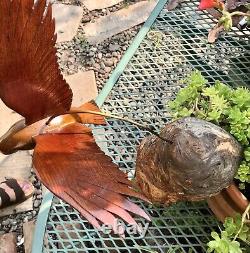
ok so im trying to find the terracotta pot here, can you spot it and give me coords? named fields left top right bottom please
left=207, top=183, right=249, bottom=223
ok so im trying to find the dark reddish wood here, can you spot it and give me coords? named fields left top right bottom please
left=0, top=101, right=106, bottom=154
left=0, top=0, right=72, bottom=125
left=207, top=183, right=249, bottom=222
left=67, top=100, right=106, bottom=126
left=0, top=0, right=150, bottom=230
left=33, top=123, right=150, bottom=230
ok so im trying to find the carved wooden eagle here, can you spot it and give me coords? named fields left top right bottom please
left=0, top=0, right=150, bottom=233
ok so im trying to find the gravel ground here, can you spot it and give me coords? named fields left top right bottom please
left=0, top=0, right=143, bottom=252
left=55, top=0, right=142, bottom=90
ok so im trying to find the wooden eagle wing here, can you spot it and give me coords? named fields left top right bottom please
left=0, top=0, right=73, bottom=125
left=33, top=123, right=150, bottom=232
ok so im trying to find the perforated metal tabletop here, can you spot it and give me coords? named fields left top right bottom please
left=33, top=1, right=250, bottom=252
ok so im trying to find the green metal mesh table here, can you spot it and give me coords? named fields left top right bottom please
left=32, top=1, right=250, bottom=252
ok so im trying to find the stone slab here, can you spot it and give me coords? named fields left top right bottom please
left=0, top=151, right=33, bottom=217
left=0, top=101, right=33, bottom=217
left=0, top=232, right=17, bottom=253
left=83, top=0, right=158, bottom=44
left=65, top=70, right=98, bottom=107
left=82, top=0, right=123, bottom=11
left=23, top=221, right=35, bottom=253
left=0, top=101, right=22, bottom=137
left=52, top=4, right=83, bottom=43
left=0, top=151, right=32, bottom=182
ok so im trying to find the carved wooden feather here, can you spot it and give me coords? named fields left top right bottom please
left=0, top=0, right=150, bottom=231
left=0, top=0, right=72, bottom=124
left=33, top=123, right=150, bottom=230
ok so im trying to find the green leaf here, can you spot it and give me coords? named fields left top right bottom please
left=235, top=162, right=250, bottom=186
left=214, top=81, right=232, bottom=98
left=210, top=95, right=228, bottom=110
left=244, top=148, right=250, bottom=162
left=177, top=107, right=193, bottom=117
left=186, top=70, right=207, bottom=89
left=168, top=71, right=250, bottom=187
left=207, top=240, right=219, bottom=249
left=227, top=107, right=245, bottom=124
left=202, top=86, right=219, bottom=97
left=207, top=109, right=222, bottom=122
left=224, top=217, right=237, bottom=236
left=230, top=87, right=250, bottom=109
left=211, top=231, right=221, bottom=241
left=228, top=241, right=242, bottom=253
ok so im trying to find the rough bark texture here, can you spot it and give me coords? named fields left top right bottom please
left=136, top=117, right=242, bottom=205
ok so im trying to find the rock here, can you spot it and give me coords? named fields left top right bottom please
left=97, top=52, right=103, bottom=59
left=84, top=0, right=158, bottom=44
left=1, top=220, right=10, bottom=227
left=88, top=51, right=95, bottom=57
left=100, top=62, right=106, bottom=69
left=81, top=0, right=123, bottom=11
left=64, top=70, right=98, bottom=107
left=82, top=15, right=91, bottom=23
left=52, top=4, right=83, bottom=43
left=93, top=63, right=101, bottom=69
left=23, top=221, right=35, bottom=253
left=35, top=189, right=42, bottom=195
left=104, top=59, right=114, bottom=67
left=0, top=151, right=32, bottom=183
left=0, top=101, right=22, bottom=137
left=109, top=44, right=120, bottom=51
left=105, top=67, right=112, bottom=73
left=0, top=232, right=17, bottom=253
left=33, top=200, right=40, bottom=208
left=36, top=194, right=42, bottom=200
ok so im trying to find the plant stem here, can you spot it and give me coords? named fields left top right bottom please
left=230, top=11, right=250, bottom=18
left=46, top=110, right=173, bottom=144
left=233, top=203, right=250, bottom=241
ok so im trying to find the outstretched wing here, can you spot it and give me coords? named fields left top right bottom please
left=0, top=0, right=72, bottom=125
left=33, top=123, right=150, bottom=233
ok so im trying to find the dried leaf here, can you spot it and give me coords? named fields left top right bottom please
left=0, top=0, right=73, bottom=125
left=226, top=0, right=250, bottom=10
left=166, top=0, right=184, bottom=11
left=33, top=123, right=150, bottom=232
left=208, top=23, right=225, bottom=43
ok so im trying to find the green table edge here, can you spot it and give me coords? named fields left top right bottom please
left=31, top=1, right=168, bottom=252
left=95, top=0, right=169, bottom=107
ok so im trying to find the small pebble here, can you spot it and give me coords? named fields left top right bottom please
left=104, top=59, right=114, bottom=67
left=36, top=194, right=42, bottom=200
left=82, top=15, right=91, bottom=23
left=109, top=44, right=120, bottom=51
left=105, top=66, right=111, bottom=73
left=33, top=200, right=40, bottom=208
left=97, top=52, right=102, bottom=59
left=2, top=220, right=10, bottom=226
